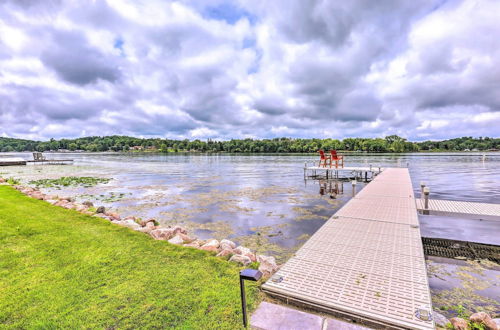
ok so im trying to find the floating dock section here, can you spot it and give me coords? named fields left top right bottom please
left=416, top=198, right=500, bottom=221
left=0, top=157, right=27, bottom=166
left=263, top=168, right=434, bottom=329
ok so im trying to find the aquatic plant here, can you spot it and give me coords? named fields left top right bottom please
left=29, top=176, right=111, bottom=189
left=6, top=177, right=20, bottom=185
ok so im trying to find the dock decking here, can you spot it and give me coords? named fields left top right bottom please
left=262, top=168, right=434, bottom=329
left=0, top=157, right=27, bottom=166
left=416, top=198, right=500, bottom=221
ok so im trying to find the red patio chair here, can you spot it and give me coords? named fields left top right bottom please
left=329, top=150, right=344, bottom=168
left=318, top=150, right=331, bottom=168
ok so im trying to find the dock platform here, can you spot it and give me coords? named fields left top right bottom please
left=0, top=157, right=27, bottom=166
left=263, top=168, right=434, bottom=329
left=304, top=165, right=384, bottom=181
left=416, top=198, right=500, bottom=221
left=26, top=159, right=73, bottom=165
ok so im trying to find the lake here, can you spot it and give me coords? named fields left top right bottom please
left=1, top=152, right=499, bottom=257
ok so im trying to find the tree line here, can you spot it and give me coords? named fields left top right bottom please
left=0, top=135, right=499, bottom=153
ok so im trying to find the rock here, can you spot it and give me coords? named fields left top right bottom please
left=184, top=240, right=202, bottom=248
left=139, top=218, right=156, bottom=227
left=229, top=255, right=252, bottom=266
left=216, top=249, right=234, bottom=257
left=63, top=203, right=76, bottom=209
left=168, top=235, right=185, bottom=245
left=61, top=196, right=75, bottom=202
left=450, top=317, right=469, bottom=330
left=200, top=245, right=218, bottom=252
left=95, top=213, right=111, bottom=220
left=83, top=201, right=94, bottom=207
left=106, top=212, right=121, bottom=220
left=257, top=255, right=279, bottom=276
left=31, top=192, right=45, bottom=200
left=145, top=221, right=156, bottom=229
left=75, top=205, right=87, bottom=212
left=172, top=226, right=187, bottom=235
left=220, top=239, right=236, bottom=250
left=150, top=228, right=175, bottom=240
left=234, top=246, right=256, bottom=262
left=201, top=239, right=219, bottom=249
left=96, top=206, right=105, bottom=214
left=0, top=178, right=5, bottom=183
left=492, top=319, right=500, bottom=329
left=177, top=233, right=194, bottom=243
left=470, top=312, right=497, bottom=330
left=433, top=311, right=450, bottom=328
left=116, top=219, right=141, bottom=230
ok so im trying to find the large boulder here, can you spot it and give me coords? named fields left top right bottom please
left=433, top=311, right=450, bottom=328
left=172, top=226, right=187, bottom=235
left=470, top=312, right=498, bottom=330
left=229, top=255, right=252, bottom=266
left=257, top=255, right=279, bottom=276
left=220, top=239, right=236, bottom=250
left=139, top=218, right=156, bottom=227
left=168, top=235, right=185, bottom=245
left=216, top=249, right=234, bottom=257
left=199, top=239, right=219, bottom=252
left=115, top=219, right=141, bottom=230
left=0, top=177, right=5, bottom=183
left=234, top=246, right=256, bottom=262
left=150, top=228, right=175, bottom=240
left=450, top=317, right=469, bottom=330
left=184, top=240, right=202, bottom=248
left=106, top=212, right=121, bottom=221
left=96, top=206, right=106, bottom=214
left=83, top=201, right=94, bottom=207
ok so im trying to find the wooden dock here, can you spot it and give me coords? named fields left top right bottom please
left=416, top=198, right=500, bottom=221
left=26, top=159, right=73, bottom=165
left=0, top=157, right=27, bottom=166
left=263, top=168, right=434, bottom=329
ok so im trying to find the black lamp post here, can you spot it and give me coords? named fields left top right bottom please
left=239, top=269, right=263, bottom=328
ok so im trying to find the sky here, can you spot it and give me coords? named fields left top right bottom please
left=1, top=0, right=499, bottom=141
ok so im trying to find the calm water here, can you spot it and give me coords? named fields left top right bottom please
left=1, top=153, right=499, bottom=252
left=1, top=151, right=500, bottom=313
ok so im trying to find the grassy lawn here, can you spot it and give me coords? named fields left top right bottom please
left=0, top=185, right=260, bottom=329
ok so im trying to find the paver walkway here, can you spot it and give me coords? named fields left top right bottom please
left=262, top=168, right=434, bottom=329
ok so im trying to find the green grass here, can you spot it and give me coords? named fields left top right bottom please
left=0, top=185, right=259, bottom=329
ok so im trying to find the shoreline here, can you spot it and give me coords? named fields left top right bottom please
left=0, top=176, right=280, bottom=278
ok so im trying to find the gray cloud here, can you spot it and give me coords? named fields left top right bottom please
left=40, top=30, right=121, bottom=85
left=0, top=0, right=499, bottom=141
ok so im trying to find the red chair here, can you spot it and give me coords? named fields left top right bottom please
left=318, top=150, right=331, bottom=168
left=329, top=150, right=344, bottom=168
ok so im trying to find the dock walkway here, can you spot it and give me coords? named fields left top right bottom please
left=416, top=198, right=500, bottom=221
left=262, top=168, right=434, bottom=329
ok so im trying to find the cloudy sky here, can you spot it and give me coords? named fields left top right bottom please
left=1, top=0, right=499, bottom=141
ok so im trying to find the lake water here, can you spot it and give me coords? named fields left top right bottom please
left=1, top=151, right=499, bottom=314
left=1, top=152, right=499, bottom=256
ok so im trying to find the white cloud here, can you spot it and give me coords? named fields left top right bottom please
left=0, top=0, right=499, bottom=141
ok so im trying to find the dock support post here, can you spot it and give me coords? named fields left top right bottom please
left=423, top=187, right=430, bottom=215
left=352, top=180, right=357, bottom=197
left=420, top=182, right=426, bottom=197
